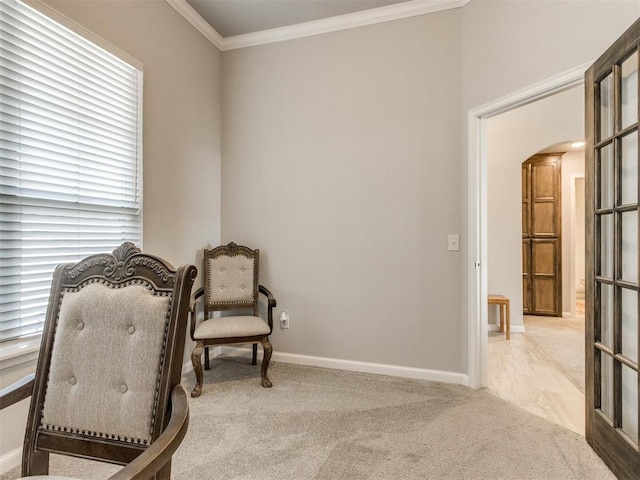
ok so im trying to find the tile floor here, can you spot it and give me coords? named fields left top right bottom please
left=487, top=315, right=585, bottom=436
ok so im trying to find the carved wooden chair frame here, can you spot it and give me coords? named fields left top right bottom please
left=190, top=242, right=276, bottom=397
left=0, top=243, right=196, bottom=479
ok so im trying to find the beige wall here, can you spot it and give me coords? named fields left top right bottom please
left=0, top=0, right=222, bottom=471
left=44, top=0, right=223, bottom=271
left=221, top=10, right=465, bottom=373
left=44, top=0, right=222, bottom=378
left=461, top=0, right=639, bottom=111
left=222, top=0, right=639, bottom=376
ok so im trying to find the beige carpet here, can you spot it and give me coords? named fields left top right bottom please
left=2, top=358, right=613, bottom=479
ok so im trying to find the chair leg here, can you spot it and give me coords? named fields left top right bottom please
left=204, top=346, right=210, bottom=370
left=252, top=343, right=258, bottom=365
left=260, top=336, right=273, bottom=388
left=191, top=341, right=204, bottom=398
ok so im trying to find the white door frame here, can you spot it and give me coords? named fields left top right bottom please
left=466, top=63, right=590, bottom=388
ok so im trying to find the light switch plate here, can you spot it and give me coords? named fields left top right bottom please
left=448, top=234, right=460, bottom=251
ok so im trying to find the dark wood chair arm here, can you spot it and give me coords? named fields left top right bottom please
left=0, top=373, right=34, bottom=410
left=108, top=384, right=189, bottom=480
left=258, top=285, right=277, bottom=308
left=191, top=286, right=205, bottom=306
left=189, top=287, right=205, bottom=340
left=259, top=285, right=277, bottom=332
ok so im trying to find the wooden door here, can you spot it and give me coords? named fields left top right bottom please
left=585, top=17, right=640, bottom=479
left=522, top=153, right=562, bottom=317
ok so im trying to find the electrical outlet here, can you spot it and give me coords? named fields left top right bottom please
left=279, top=311, right=290, bottom=329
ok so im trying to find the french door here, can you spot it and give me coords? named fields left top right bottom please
left=585, top=17, right=640, bottom=479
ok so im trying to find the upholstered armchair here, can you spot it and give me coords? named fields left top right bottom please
left=0, top=243, right=196, bottom=479
left=190, top=242, right=276, bottom=398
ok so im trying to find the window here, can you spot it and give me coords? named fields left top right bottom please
left=0, top=0, right=142, bottom=342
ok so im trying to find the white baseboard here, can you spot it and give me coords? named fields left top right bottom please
left=184, top=345, right=470, bottom=387
left=488, top=324, right=525, bottom=334
left=0, top=447, right=21, bottom=476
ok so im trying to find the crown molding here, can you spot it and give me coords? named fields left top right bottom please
left=167, top=0, right=470, bottom=52
left=165, top=0, right=224, bottom=50
left=221, top=0, right=470, bottom=51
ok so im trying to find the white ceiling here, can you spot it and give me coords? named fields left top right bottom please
left=186, top=0, right=412, bottom=37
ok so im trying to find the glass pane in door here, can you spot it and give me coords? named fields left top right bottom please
left=622, top=51, right=639, bottom=129
left=601, top=282, right=614, bottom=348
left=621, top=287, right=638, bottom=363
left=622, top=211, right=638, bottom=283
left=621, top=364, right=639, bottom=445
left=600, top=214, right=614, bottom=278
left=599, top=143, right=614, bottom=209
left=601, top=352, right=614, bottom=421
left=600, top=73, right=614, bottom=140
left=621, top=131, right=638, bottom=206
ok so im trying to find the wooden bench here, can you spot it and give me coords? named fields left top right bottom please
left=488, top=294, right=510, bottom=340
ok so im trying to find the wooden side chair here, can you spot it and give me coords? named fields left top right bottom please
left=189, top=242, right=276, bottom=398
left=0, top=243, right=197, bottom=479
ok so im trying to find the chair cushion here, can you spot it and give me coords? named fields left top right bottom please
left=193, top=316, right=269, bottom=339
left=207, top=255, right=255, bottom=304
left=40, top=282, right=171, bottom=444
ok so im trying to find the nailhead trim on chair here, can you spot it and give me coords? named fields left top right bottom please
left=39, top=424, right=149, bottom=446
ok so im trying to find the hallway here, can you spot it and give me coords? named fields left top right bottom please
left=487, top=315, right=585, bottom=435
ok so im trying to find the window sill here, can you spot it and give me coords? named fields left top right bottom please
left=0, top=337, right=41, bottom=371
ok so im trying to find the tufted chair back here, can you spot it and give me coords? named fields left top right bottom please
left=20, top=243, right=196, bottom=478
left=204, top=242, right=259, bottom=316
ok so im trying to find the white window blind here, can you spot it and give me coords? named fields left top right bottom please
left=0, top=0, right=142, bottom=342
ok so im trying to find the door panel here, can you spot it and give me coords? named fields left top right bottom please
left=532, top=239, right=559, bottom=314
left=533, top=163, right=557, bottom=198
left=585, top=16, right=640, bottom=479
left=533, top=202, right=556, bottom=235
left=533, top=280, right=556, bottom=312
left=533, top=240, right=556, bottom=274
